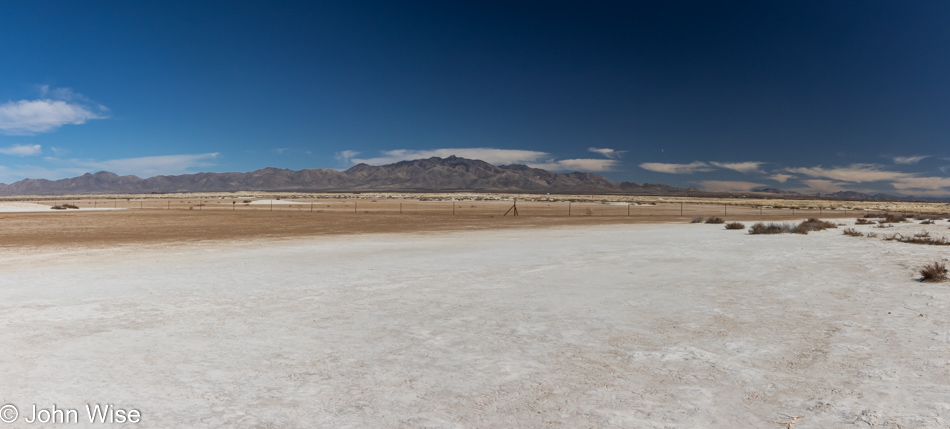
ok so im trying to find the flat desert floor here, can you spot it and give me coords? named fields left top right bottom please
left=1, top=212, right=949, bottom=427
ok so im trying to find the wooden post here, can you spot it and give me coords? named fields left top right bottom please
left=270, top=200, right=273, bottom=211
left=453, top=202, right=456, bottom=215
left=233, top=201, right=236, bottom=210
left=680, top=202, right=683, bottom=216
left=400, top=202, right=402, bottom=214
left=627, top=203, right=630, bottom=216
left=724, top=204, right=726, bottom=215
left=114, top=200, right=117, bottom=208
left=310, top=202, right=313, bottom=212
left=568, top=202, right=571, bottom=216
left=355, top=201, right=357, bottom=213
left=168, top=200, right=170, bottom=209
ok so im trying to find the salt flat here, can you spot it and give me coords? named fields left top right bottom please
left=1, top=221, right=949, bottom=428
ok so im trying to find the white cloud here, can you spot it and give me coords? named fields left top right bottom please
left=893, top=155, right=930, bottom=165
left=0, top=144, right=42, bottom=156
left=797, top=179, right=848, bottom=193
left=273, top=148, right=289, bottom=154
left=527, top=158, right=620, bottom=172
left=335, top=150, right=360, bottom=162
left=785, top=164, right=915, bottom=183
left=709, top=161, right=764, bottom=174
left=768, top=173, right=794, bottom=183
left=50, top=153, right=220, bottom=177
left=639, top=161, right=714, bottom=174
left=696, top=180, right=767, bottom=192
left=890, top=176, right=950, bottom=192
left=0, top=88, right=108, bottom=135
left=587, top=147, right=625, bottom=159
left=348, top=148, right=618, bottom=172
left=351, top=148, right=550, bottom=166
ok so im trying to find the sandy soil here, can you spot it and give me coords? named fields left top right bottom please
left=0, top=209, right=861, bottom=251
left=1, top=216, right=949, bottom=427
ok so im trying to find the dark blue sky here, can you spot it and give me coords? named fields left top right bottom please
left=1, top=1, right=949, bottom=195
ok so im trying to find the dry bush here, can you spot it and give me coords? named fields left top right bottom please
left=914, top=231, right=931, bottom=238
left=921, top=219, right=935, bottom=225
left=50, top=205, right=66, bottom=210
left=900, top=235, right=950, bottom=246
left=797, top=218, right=837, bottom=233
left=690, top=216, right=704, bottom=223
left=724, top=222, right=745, bottom=230
left=864, top=213, right=885, bottom=218
left=749, top=222, right=800, bottom=235
left=884, top=214, right=907, bottom=223
left=915, top=214, right=942, bottom=221
left=843, top=228, right=863, bottom=237
left=704, top=216, right=725, bottom=224
left=855, top=218, right=872, bottom=225
left=63, top=203, right=79, bottom=209
left=920, top=262, right=948, bottom=282
left=866, top=232, right=878, bottom=238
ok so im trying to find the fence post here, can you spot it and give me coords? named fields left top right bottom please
left=680, top=202, right=683, bottom=216
left=627, top=203, right=630, bottom=216
left=724, top=204, right=727, bottom=215
left=568, top=202, right=571, bottom=216
left=400, top=202, right=402, bottom=214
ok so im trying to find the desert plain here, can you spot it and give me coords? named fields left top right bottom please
left=1, top=195, right=949, bottom=428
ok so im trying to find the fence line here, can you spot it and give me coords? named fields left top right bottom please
left=32, top=198, right=917, bottom=218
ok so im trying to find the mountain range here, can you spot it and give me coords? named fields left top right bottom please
left=0, top=156, right=671, bottom=195
left=0, top=156, right=945, bottom=202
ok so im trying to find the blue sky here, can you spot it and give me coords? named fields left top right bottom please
left=2, top=1, right=950, bottom=196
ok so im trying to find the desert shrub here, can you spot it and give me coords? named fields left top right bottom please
left=883, top=233, right=902, bottom=241
left=797, top=218, right=837, bottom=233
left=914, top=231, right=931, bottom=238
left=50, top=205, right=66, bottom=210
left=704, top=216, right=725, bottom=224
left=855, top=218, right=872, bottom=225
left=875, top=221, right=893, bottom=228
left=921, top=219, right=935, bottom=225
left=920, top=262, right=948, bottom=282
left=884, top=214, right=907, bottom=223
left=690, top=216, right=704, bottom=223
left=749, top=222, right=800, bottom=235
left=585, top=208, right=594, bottom=216
left=864, top=213, right=885, bottom=218
left=724, top=222, right=745, bottom=230
left=63, top=203, right=79, bottom=209
left=866, top=232, right=878, bottom=238
left=843, top=228, right=863, bottom=237
left=915, top=214, right=942, bottom=221
left=900, top=235, right=950, bottom=246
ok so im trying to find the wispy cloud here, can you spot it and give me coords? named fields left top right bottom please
left=351, top=148, right=549, bottom=165
left=348, top=148, right=618, bottom=172
left=696, top=180, right=767, bottom=192
left=47, top=153, right=220, bottom=177
left=785, top=164, right=915, bottom=183
left=0, top=144, right=42, bottom=156
left=709, top=161, right=764, bottom=174
left=639, top=161, right=714, bottom=174
left=273, top=148, right=289, bottom=154
left=797, top=179, right=848, bottom=193
left=768, top=173, right=794, bottom=183
left=335, top=150, right=360, bottom=163
left=587, top=147, right=625, bottom=159
left=0, top=87, right=108, bottom=135
left=893, top=155, right=930, bottom=165
left=527, top=158, right=619, bottom=172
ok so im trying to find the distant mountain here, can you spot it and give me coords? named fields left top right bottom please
left=0, top=156, right=627, bottom=195
left=2, top=156, right=946, bottom=201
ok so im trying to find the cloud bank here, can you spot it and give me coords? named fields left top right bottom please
left=639, top=161, right=714, bottom=174
left=349, top=148, right=619, bottom=172
left=0, top=144, right=42, bottom=156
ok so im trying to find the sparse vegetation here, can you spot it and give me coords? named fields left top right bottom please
left=748, top=222, right=799, bottom=235
left=797, top=218, right=837, bottom=233
left=866, top=232, right=877, bottom=238
left=921, top=219, right=935, bottom=224
left=50, top=205, right=66, bottom=210
left=920, top=262, right=948, bottom=282
left=724, top=222, right=745, bottom=230
left=855, top=218, right=872, bottom=225
left=843, top=228, right=863, bottom=237
left=884, top=214, right=907, bottom=223
left=900, top=235, right=950, bottom=246
left=63, top=204, right=79, bottom=209
left=690, top=216, right=704, bottom=223
left=704, top=216, right=724, bottom=224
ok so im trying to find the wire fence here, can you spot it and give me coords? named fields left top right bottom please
left=34, top=197, right=916, bottom=218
